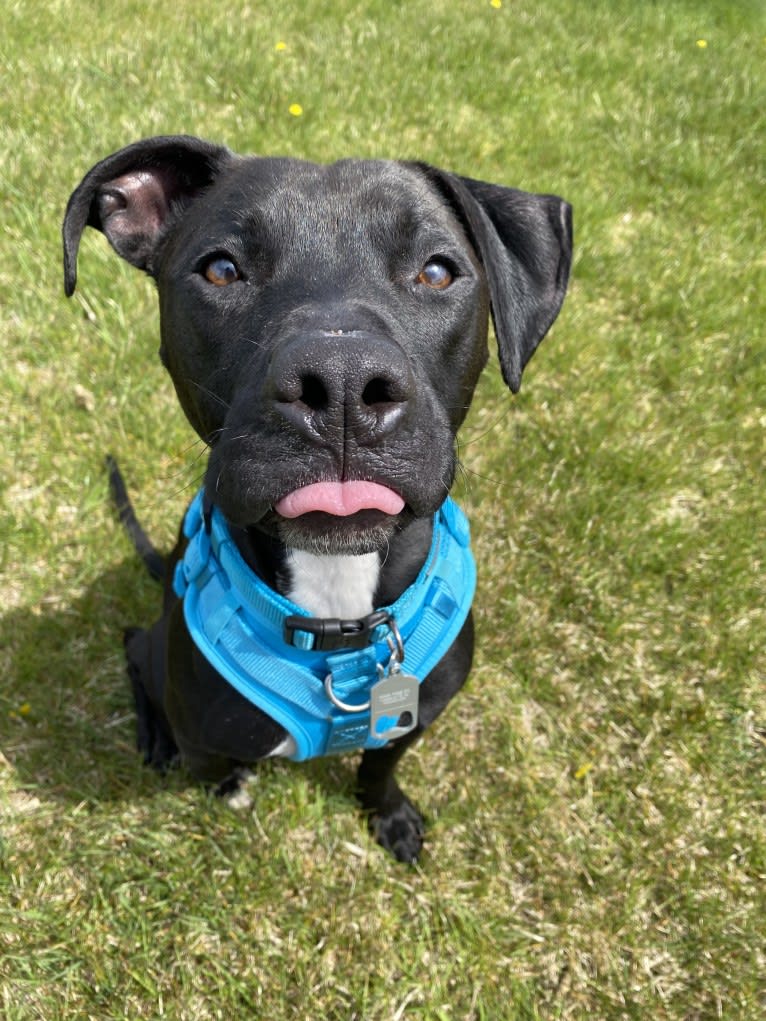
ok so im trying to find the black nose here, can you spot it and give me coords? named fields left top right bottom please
left=268, top=332, right=413, bottom=444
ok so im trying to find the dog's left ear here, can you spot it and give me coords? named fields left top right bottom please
left=419, top=167, right=573, bottom=392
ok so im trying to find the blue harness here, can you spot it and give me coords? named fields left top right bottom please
left=173, top=491, right=476, bottom=761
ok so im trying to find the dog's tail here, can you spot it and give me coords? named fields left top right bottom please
left=106, top=455, right=166, bottom=582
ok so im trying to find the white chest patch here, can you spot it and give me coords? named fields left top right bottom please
left=285, top=549, right=381, bottom=619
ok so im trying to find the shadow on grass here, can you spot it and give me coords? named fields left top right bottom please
left=0, top=558, right=358, bottom=810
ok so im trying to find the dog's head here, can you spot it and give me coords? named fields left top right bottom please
left=64, top=135, right=571, bottom=554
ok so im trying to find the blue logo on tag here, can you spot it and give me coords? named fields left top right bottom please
left=374, top=714, right=400, bottom=736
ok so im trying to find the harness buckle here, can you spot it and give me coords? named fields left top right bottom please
left=283, top=609, right=393, bottom=652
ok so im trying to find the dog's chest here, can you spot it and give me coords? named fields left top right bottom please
left=285, top=549, right=381, bottom=618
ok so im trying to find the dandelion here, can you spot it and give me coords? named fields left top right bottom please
left=275, top=41, right=287, bottom=52
left=696, top=39, right=708, bottom=48
left=490, top=0, right=502, bottom=7
left=289, top=103, right=304, bottom=117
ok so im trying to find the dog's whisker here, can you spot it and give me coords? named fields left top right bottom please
left=458, top=405, right=515, bottom=447
left=165, top=471, right=207, bottom=506
left=186, top=445, right=212, bottom=470
left=453, top=461, right=472, bottom=493
left=174, top=434, right=210, bottom=457
left=178, top=440, right=213, bottom=472
left=185, top=377, right=232, bottom=410
left=459, top=464, right=510, bottom=490
left=379, top=535, right=391, bottom=569
left=217, top=432, right=252, bottom=447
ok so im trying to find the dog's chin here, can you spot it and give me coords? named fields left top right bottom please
left=266, top=509, right=402, bottom=556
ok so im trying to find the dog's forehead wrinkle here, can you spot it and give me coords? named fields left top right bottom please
left=209, top=157, right=455, bottom=260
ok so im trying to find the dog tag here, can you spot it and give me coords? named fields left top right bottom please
left=370, top=669, right=419, bottom=741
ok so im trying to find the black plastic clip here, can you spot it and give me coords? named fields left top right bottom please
left=284, top=609, right=393, bottom=652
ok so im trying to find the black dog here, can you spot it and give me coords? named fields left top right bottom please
left=63, top=136, right=571, bottom=861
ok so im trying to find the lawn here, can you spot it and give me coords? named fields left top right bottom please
left=1, top=0, right=764, bottom=1018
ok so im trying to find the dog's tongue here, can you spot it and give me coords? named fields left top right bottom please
left=274, top=481, right=405, bottom=519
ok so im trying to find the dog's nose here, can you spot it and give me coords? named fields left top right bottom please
left=268, top=333, right=413, bottom=444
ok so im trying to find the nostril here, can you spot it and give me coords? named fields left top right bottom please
left=362, top=377, right=405, bottom=407
left=299, top=373, right=329, bottom=411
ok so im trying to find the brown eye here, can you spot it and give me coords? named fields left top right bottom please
left=416, top=259, right=454, bottom=290
left=204, top=256, right=240, bottom=286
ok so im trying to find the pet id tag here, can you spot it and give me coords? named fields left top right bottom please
left=370, top=664, right=419, bottom=741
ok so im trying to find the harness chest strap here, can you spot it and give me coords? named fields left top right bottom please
left=173, top=491, right=476, bottom=761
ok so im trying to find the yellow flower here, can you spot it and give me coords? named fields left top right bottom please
left=275, top=41, right=287, bottom=52
left=696, top=39, right=708, bottom=48
left=490, top=0, right=502, bottom=7
left=19, top=702, right=31, bottom=716
left=289, top=103, right=304, bottom=117
left=574, top=761, right=594, bottom=780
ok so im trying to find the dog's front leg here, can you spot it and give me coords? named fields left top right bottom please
left=124, top=624, right=179, bottom=771
left=357, top=614, right=474, bottom=863
left=356, top=727, right=427, bottom=863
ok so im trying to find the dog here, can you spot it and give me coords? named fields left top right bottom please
left=63, top=135, right=572, bottom=861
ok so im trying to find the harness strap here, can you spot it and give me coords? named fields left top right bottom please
left=174, top=491, right=475, bottom=760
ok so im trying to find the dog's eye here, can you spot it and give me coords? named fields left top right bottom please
left=416, top=259, right=454, bottom=290
left=203, top=256, right=241, bottom=287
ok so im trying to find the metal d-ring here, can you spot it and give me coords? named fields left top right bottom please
left=386, top=617, right=405, bottom=665
left=323, top=616, right=404, bottom=713
left=324, top=673, right=371, bottom=714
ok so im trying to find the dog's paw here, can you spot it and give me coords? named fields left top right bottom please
left=125, top=627, right=179, bottom=772
left=214, top=767, right=256, bottom=809
left=369, top=798, right=425, bottom=864
left=133, top=695, right=178, bottom=772
left=144, top=730, right=180, bottom=773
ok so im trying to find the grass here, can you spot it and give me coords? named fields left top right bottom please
left=1, top=0, right=765, bottom=1017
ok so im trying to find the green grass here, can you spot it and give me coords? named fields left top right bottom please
left=2, top=0, right=765, bottom=1017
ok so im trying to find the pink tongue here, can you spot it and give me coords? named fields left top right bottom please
left=274, top=481, right=405, bottom=519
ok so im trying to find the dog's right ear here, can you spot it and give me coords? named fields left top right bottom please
left=62, top=135, right=232, bottom=296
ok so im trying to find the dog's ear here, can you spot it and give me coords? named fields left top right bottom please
left=418, top=167, right=572, bottom=392
left=63, top=135, right=232, bottom=296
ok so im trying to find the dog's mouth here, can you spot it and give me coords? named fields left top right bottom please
left=260, top=480, right=407, bottom=555
left=273, top=480, right=405, bottom=519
